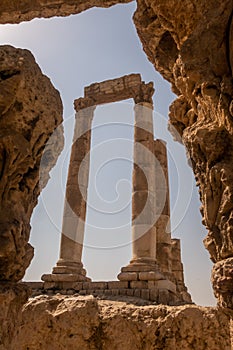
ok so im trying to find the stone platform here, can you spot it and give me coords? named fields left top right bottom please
left=21, top=279, right=192, bottom=306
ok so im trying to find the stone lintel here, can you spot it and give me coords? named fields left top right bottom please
left=74, top=74, right=154, bottom=111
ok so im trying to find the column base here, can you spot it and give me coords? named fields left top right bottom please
left=117, top=259, right=192, bottom=304
left=117, top=259, right=164, bottom=281
left=41, top=260, right=91, bottom=284
left=117, top=261, right=180, bottom=304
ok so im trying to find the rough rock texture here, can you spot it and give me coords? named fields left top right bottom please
left=0, top=45, right=63, bottom=281
left=134, top=0, right=233, bottom=308
left=0, top=0, right=132, bottom=24
left=0, top=1, right=232, bottom=349
left=0, top=0, right=232, bottom=308
left=0, top=0, right=232, bottom=312
left=9, top=295, right=232, bottom=350
left=0, top=283, right=30, bottom=350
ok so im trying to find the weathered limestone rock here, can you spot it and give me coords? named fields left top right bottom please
left=9, top=295, right=232, bottom=350
left=1, top=0, right=230, bottom=308
left=0, top=1, right=232, bottom=348
left=0, top=0, right=232, bottom=311
left=0, top=0, right=132, bottom=24
left=134, top=0, right=233, bottom=308
left=0, top=45, right=63, bottom=281
left=212, top=257, right=233, bottom=309
left=0, top=283, right=30, bottom=350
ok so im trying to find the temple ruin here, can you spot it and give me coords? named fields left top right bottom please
left=1, top=2, right=233, bottom=348
left=38, top=74, right=191, bottom=305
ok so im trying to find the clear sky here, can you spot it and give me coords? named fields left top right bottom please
left=0, top=1, right=216, bottom=306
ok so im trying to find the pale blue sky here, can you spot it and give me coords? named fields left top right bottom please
left=0, top=2, right=215, bottom=305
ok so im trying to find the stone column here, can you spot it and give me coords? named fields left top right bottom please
left=42, top=98, right=95, bottom=283
left=130, top=102, right=157, bottom=265
left=118, top=85, right=165, bottom=280
left=153, top=139, right=172, bottom=274
left=153, top=140, right=192, bottom=302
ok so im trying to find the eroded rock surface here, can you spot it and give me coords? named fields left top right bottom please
left=9, top=295, right=232, bottom=350
left=0, top=1, right=232, bottom=349
left=134, top=0, right=233, bottom=308
left=0, top=283, right=30, bottom=350
left=0, top=46, right=63, bottom=281
left=0, top=0, right=232, bottom=311
left=0, top=0, right=132, bottom=24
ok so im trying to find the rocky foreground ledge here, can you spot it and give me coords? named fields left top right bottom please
left=1, top=290, right=232, bottom=350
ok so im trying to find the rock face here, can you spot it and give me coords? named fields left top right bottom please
left=0, top=0, right=131, bottom=24
left=0, top=0, right=232, bottom=308
left=0, top=2, right=232, bottom=348
left=0, top=46, right=63, bottom=281
left=134, top=0, right=233, bottom=308
left=9, top=295, right=232, bottom=350
left=0, top=283, right=30, bottom=350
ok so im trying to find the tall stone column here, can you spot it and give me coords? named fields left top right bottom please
left=153, top=139, right=172, bottom=274
left=130, top=101, right=157, bottom=265
left=153, top=140, right=192, bottom=302
left=118, top=83, right=165, bottom=280
left=42, top=98, right=95, bottom=283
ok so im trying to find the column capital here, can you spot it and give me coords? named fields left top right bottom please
left=74, top=97, right=96, bottom=112
left=133, top=82, right=154, bottom=105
